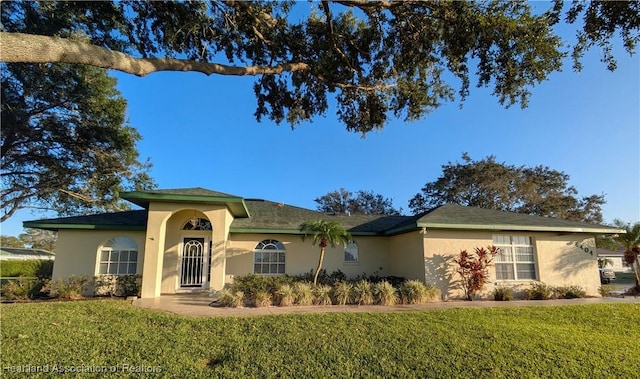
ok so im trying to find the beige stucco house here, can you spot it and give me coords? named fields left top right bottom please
left=24, top=188, right=623, bottom=299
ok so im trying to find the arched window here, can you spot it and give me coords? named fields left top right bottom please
left=253, top=239, right=286, bottom=275
left=98, top=237, right=138, bottom=275
left=344, top=241, right=359, bottom=263
left=182, top=218, right=212, bottom=230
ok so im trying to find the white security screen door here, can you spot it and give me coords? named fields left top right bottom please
left=180, top=237, right=208, bottom=288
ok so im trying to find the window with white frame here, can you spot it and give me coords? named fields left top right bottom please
left=98, top=237, right=138, bottom=275
left=493, top=235, right=537, bottom=280
left=253, top=239, right=286, bottom=275
left=344, top=241, right=358, bottom=263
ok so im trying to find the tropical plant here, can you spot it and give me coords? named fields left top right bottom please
left=333, top=281, right=353, bottom=306
left=399, top=280, right=440, bottom=304
left=254, top=290, right=272, bottom=308
left=352, top=280, right=374, bottom=305
left=313, top=285, right=333, bottom=306
left=600, top=221, right=640, bottom=287
left=293, top=282, right=314, bottom=306
left=276, top=284, right=295, bottom=307
left=300, top=220, right=351, bottom=285
left=453, top=246, right=500, bottom=300
left=373, top=281, right=398, bottom=306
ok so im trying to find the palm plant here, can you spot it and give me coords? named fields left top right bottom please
left=300, top=220, right=351, bottom=285
left=600, top=220, right=640, bottom=286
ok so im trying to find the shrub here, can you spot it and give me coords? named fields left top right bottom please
left=352, top=280, right=374, bottom=305
left=373, top=281, right=397, bottom=306
left=42, top=276, right=90, bottom=300
left=399, top=281, right=440, bottom=304
left=293, top=282, right=314, bottom=305
left=94, top=275, right=141, bottom=297
left=598, top=285, right=616, bottom=297
left=454, top=246, right=500, bottom=301
left=276, top=284, right=295, bottom=306
left=0, top=259, right=54, bottom=278
left=555, top=285, right=586, bottom=299
left=232, top=274, right=291, bottom=299
left=333, top=281, right=353, bottom=305
left=217, top=289, right=245, bottom=307
left=524, top=283, right=554, bottom=300
left=254, top=290, right=272, bottom=307
left=313, top=285, right=332, bottom=305
left=0, top=277, right=45, bottom=300
left=493, top=286, right=514, bottom=301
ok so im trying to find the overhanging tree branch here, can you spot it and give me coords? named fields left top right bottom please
left=0, top=32, right=310, bottom=77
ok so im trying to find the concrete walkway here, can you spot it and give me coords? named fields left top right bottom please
left=132, top=294, right=639, bottom=318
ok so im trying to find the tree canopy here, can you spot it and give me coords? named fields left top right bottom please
left=1, top=2, right=156, bottom=221
left=408, top=153, right=605, bottom=223
left=315, top=188, right=401, bottom=215
left=0, top=61, right=155, bottom=221
left=1, top=1, right=638, bottom=134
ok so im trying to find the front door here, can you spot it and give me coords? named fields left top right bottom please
left=179, top=237, right=209, bottom=289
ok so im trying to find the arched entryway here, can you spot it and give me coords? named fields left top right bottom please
left=178, top=217, right=212, bottom=289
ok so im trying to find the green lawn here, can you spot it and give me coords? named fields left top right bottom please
left=1, top=300, right=638, bottom=378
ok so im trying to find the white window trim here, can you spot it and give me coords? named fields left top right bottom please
left=493, top=235, right=538, bottom=281
left=344, top=241, right=359, bottom=264
left=96, top=237, right=139, bottom=276
left=253, top=239, right=286, bottom=275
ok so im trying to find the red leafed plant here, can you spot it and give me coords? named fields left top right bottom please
left=454, top=246, right=500, bottom=301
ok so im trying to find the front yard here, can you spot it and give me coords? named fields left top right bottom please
left=1, top=300, right=638, bottom=378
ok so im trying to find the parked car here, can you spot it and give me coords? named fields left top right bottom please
left=599, top=268, right=616, bottom=284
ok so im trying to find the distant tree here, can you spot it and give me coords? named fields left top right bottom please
left=1, top=1, right=638, bottom=134
left=0, top=235, right=25, bottom=248
left=408, top=154, right=605, bottom=223
left=19, top=229, right=57, bottom=251
left=300, top=220, right=351, bottom=285
left=315, top=188, right=401, bottom=215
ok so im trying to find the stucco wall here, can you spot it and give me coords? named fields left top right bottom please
left=53, top=229, right=145, bottom=279
left=388, top=231, right=425, bottom=281
left=535, top=234, right=600, bottom=296
left=422, top=229, right=601, bottom=299
left=143, top=204, right=232, bottom=295
left=226, top=233, right=390, bottom=283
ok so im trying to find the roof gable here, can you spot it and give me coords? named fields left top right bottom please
left=120, top=187, right=249, bottom=217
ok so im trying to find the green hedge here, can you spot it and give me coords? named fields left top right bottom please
left=0, top=260, right=54, bottom=278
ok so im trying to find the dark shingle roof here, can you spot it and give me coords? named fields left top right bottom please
left=413, top=204, right=622, bottom=233
left=23, top=189, right=622, bottom=235
left=23, top=210, right=147, bottom=231
left=230, top=199, right=409, bottom=234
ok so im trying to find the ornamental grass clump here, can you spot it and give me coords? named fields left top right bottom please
left=276, top=283, right=295, bottom=306
left=373, top=280, right=397, bottom=306
left=352, top=280, right=374, bottom=305
left=294, top=282, right=314, bottom=306
left=254, top=290, right=272, bottom=307
left=400, top=280, right=426, bottom=304
left=332, top=281, right=353, bottom=305
left=216, top=289, right=245, bottom=307
left=313, top=284, right=333, bottom=305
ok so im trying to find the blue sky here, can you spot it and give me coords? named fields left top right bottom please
left=1, top=8, right=639, bottom=237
